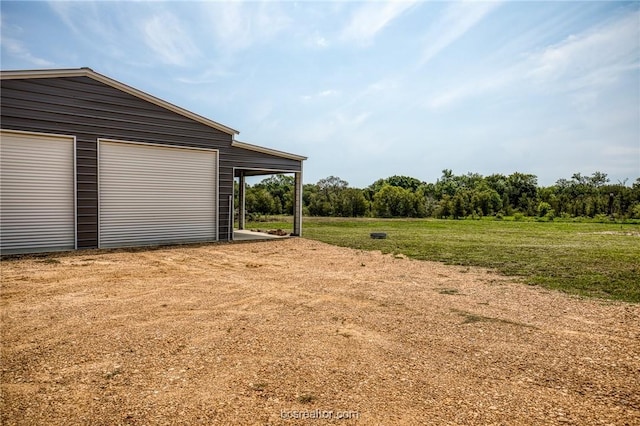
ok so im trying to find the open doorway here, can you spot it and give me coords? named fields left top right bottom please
left=232, top=169, right=302, bottom=241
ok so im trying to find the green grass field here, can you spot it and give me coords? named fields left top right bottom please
left=244, top=217, right=640, bottom=303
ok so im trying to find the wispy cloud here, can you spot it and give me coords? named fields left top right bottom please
left=335, top=111, right=370, bottom=127
left=49, top=1, right=122, bottom=42
left=47, top=1, right=132, bottom=64
left=426, top=72, right=509, bottom=110
left=0, top=16, right=53, bottom=67
left=419, top=1, right=501, bottom=67
left=175, top=66, right=235, bottom=85
left=525, top=10, right=640, bottom=90
left=206, top=2, right=290, bottom=51
left=426, top=9, right=640, bottom=110
left=1, top=37, right=54, bottom=67
left=310, top=32, right=329, bottom=48
left=341, top=1, right=417, bottom=45
left=300, top=89, right=341, bottom=101
left=142, top=13, right=200, bottom=66
left=319, top=89, right=340, bottom=97
left=47, top=1, right=82, bottom=35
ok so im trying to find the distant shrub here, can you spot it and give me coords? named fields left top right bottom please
left=545, top=209, right=556, bottom=221
left=514, top=213, right=525, bottom=221
left=537, top=202, right=552, bottom=217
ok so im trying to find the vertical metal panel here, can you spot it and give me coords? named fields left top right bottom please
left=238, top=172, right=246, bottom=231
left=0, top=130, right=75, bottom=253
left=294, top=169, right=303, bottom=237
left=98, top=139, right=217, bottom=248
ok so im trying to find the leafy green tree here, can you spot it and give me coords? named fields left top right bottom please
left=475, top=189, right=502, bottom=216
left=537, top=202, right=552, bottom=217
left=507, top=172, right=538, bottom=212
left=336, top=188, right=368, bottom=217
left=246, top=187, right=277, bottom=214
left=436, top=195, right=453, bottom=218
left=435, top=169, right=459, bottom=198
left=305, top=176, right=350, bottom=216
left=384, top=175, right=423, bottom=191
left=373, top=185, right=403, bottom=217
left=254, top=174, right=294, bottom=214
left=452, top=193, right=466, bottom=219
left=372, top=185, right=423, bottom=217
left=317, top=176, right=348, bottom=194
left=367, top=175, right=424, bottom=201
left=290, top=169, right=639, bottom=220
left=485, top=173, right=508, bottom=198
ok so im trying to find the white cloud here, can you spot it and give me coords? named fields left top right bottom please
left=341, top=1, right=417, bottom=45
left=419, top=1, right=502, bottom=67
left=175, top=66, right=235, bottom=85
left=1, top=37, right=54, bottom=67
left=426, top=9, right=640, bottom=110
left=49, top=1, right=121, bottom=42
left=332, top=77, right=400, bottom=114
left=0, top=16, right=53, bottom=66
left=319, top=89, right=340, bottom=97
left=426, top=70, right=512, bottom=110
left=312, top=33, right=329, bottom=48
left=300, top=89, right=341, bottom=101
left=46, top=2, right=135, bottom=65
left=47, top=1, right=81, bottom=34
left=142, top=13, right=200, bottom=66
left=525, top=10, right=640, bottom=90
left=335, top=111, right=370, bottom=127
left=206, top=2, right=291, bottom=51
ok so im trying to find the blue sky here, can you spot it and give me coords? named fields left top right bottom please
left=1, top=1, right=639, bottom=187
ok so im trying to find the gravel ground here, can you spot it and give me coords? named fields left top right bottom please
left=1, top=238, right=639, bottom=425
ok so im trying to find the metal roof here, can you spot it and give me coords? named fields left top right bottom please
left=1, top=67, right=239, bottom=136
left=232, top=140, right=307, bottom=161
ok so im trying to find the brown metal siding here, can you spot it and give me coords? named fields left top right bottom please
left=1, top=76, right=302, bottom=247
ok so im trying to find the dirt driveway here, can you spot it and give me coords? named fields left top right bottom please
left=1, top=238, right=639, bottom=425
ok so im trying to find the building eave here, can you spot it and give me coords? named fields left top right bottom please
left=232, top=140, right=307, bottom=161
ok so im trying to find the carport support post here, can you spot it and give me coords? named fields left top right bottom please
left=293, top=171, right=302, bottom=236
left=238, top=172, right=246, bottom=230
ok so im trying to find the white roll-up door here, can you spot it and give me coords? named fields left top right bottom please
left=99, top=139, right=217, bottom=248
left=0, top=130, right=76, bottom=254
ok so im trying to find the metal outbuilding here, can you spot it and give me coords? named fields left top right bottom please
left=0, top=68, right=305, bottom=254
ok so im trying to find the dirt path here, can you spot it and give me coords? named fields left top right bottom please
left=1, top=238, right=639, bottom=425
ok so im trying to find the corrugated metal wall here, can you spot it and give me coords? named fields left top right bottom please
left=0, top=76, right=302, bottom=248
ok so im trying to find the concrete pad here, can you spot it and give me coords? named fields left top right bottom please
left=233, top=229, right=289, bottom=241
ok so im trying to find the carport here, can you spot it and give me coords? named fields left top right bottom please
left=232, top=141, right=306, bottom=240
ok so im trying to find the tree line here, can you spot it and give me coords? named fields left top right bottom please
left=239, top=170, right=640, bottom=220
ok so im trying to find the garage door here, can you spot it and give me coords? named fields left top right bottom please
left=0, top=130, right=76, bottom=254
left=99, top=139, right=217, bottom=248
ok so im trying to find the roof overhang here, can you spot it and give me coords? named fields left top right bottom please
left=232, top=140, right=307, bottom=161
left=0, top=67, right=239, bottom=136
